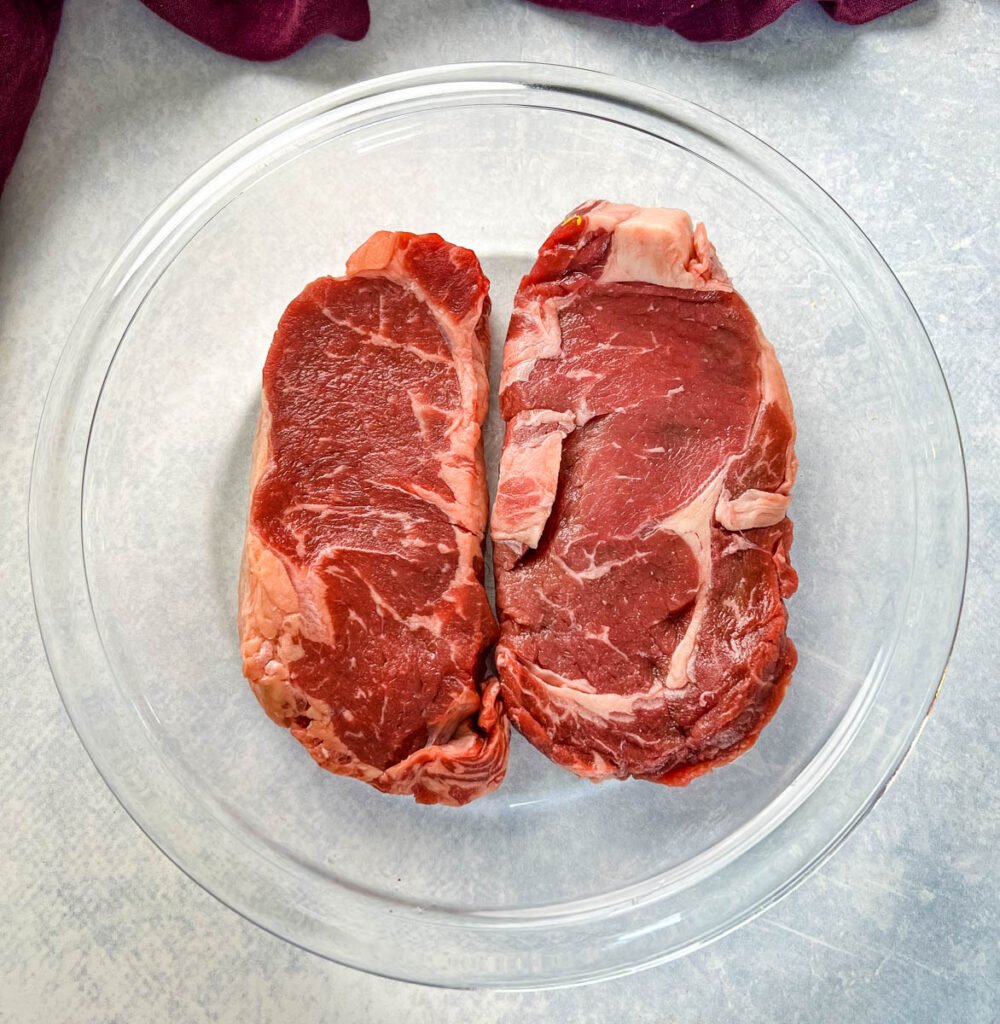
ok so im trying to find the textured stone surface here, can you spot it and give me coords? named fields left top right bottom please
left=1, top=0, right=997, bottom=1019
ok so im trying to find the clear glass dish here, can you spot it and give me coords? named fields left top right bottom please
left=29, top=63, right=966, bottom=989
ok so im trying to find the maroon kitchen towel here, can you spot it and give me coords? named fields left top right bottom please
left=0, top=0, right=919, bottom=196
left=1, top=0, right=63, bottom=195
left=0, top=0, right=368, bottom=194
left=527, top=0, right=919, bottom=42
left=140, top=0, right=369, bottom=61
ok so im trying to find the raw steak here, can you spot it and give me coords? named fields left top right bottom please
left=239, top=231, right=508, bottom=806
left=492, top=202, right=798, bottom=785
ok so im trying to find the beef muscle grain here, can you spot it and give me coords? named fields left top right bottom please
left=492, top=202, right=798, bottom=785
left=239, top=231, right=508, bottom=805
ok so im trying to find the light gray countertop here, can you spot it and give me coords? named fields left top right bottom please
left=2, top=0, right=998, bottom=1019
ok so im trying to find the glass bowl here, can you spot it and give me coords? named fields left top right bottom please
left=29, top=63, right=966, bottom=989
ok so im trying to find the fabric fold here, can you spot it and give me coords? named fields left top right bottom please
left=0, top=0, right=63, bottom=194
left=527, top=0, right=918, bottom=42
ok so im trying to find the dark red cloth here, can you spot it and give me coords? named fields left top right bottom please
left=527, top=0, right=918, bottom=42
left=1, top=0, right=63, bottom=194
left=0, top=0, right=368, bottom=193
left=140, top=0, right=369, bottom=61
left=0, top=0, right=919, bottom=196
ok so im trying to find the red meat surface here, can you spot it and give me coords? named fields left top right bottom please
left=239, top=231, right=508, bottom=805
left=492, top=202, right=798, bottom=785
